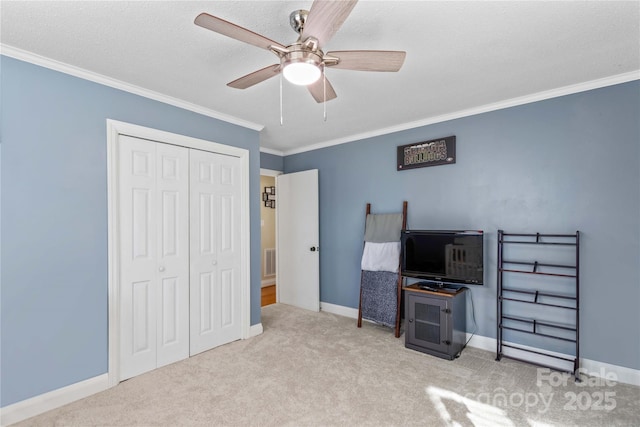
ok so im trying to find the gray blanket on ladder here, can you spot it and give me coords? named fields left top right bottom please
left=360, top=211, right=404, bottom=328
left=360, top=270, right=398, bottom=328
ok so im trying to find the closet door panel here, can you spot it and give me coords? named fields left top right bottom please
left=160, top=276, right=179, bottom=344
left=155, top=143, right=189, bottom=368
left=119, top=136, right=158, bottom=381
left=190, top=150, right=219, bottom=355
left=213, top=155, right=242, bottom=344
left=119, top=137, right=189, bottom=380
left=220, top=268, right=234, bottom=327
left=132, top=280, right=153, bottom=353
left=190, top=150, right=242, bottom=355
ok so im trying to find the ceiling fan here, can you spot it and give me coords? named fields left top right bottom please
left=194, top=0, right=406, bottom=103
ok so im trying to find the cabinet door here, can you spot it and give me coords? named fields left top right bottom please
left=408, top=294, right=449, bottom=353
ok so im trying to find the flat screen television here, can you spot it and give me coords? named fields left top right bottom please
left=401, top=230, right=484, bottom=286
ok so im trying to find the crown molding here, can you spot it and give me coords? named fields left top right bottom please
left=3, top=44, right=636, bottom=156
left=260, top=168, right=282, bottom=177
left=282, top=70, right=640, bottom=156
left=0, top=44, right=264, bottom=132
left=259, top=146, right=285, bottom=156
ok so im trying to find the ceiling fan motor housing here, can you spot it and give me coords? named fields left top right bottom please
left=289, top=10, right=309, bottom=34
left=282, top=45, right=323, bottom=67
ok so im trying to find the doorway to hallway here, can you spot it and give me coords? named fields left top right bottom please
left=260, top=173, right=277, bottom=306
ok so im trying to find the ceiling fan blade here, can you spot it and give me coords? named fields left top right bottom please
left=326, top=50, right=406, bottom=72
left=227, top=64, right=281, bottom=89
left=307, top=76, right=337, bottom=103
left=195, top=13, right=286, bottom=51
left=300, top=0, right=358, bottom=48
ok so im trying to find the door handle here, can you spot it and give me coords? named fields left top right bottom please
left=212, top=260, right=217, bottom=265
left=310, top=246, right=319, bottom=252
left=159, top=266, right=165, bottom=272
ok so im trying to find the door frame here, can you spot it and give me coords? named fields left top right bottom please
left=106, top=119, right=251, bottom=387
left=260, top=168, right=282, bottom=301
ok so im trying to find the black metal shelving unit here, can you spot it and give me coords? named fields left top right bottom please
left=496, top=230, right=581, bottom=381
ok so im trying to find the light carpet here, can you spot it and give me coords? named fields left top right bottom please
left=14, top=303, right=640, bottom=426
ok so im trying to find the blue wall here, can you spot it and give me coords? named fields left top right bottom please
left=0, top=56, right=262, bottom=407
left=284, top=81, right=640, bottom=371
left=2, top=52, right=638, bottom=408
left=260, top=151, right=284, bottom=171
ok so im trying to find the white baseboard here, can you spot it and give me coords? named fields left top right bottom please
left=319, top=301, right=378, bottom=325
left=468, top=332, right=640, bottom=387
left=261, top=279, right=275, bottom=288
left=579, top=358, right=640, bottom=387
left=3, top=322, right=264, bottom=426
left=320, top=301, right=359, bottom=318
left=470, top=333, right=579, bottom=374
left=249, top=323, right=263, bottom=337
left=322, top=301, right=640, bottom=387
left=464, top=332, right=496, bottom=352
left=0, top=373, right=110, bottom=427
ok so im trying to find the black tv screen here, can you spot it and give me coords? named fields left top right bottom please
left=401, top=230, right=484, bottom=285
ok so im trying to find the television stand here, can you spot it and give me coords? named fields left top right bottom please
left=404, top=284, right=467, bottom=360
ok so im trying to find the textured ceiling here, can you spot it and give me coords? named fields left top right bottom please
left=2, top=1, right=639, bottom=154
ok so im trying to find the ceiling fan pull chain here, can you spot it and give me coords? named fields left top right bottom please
left=280, top=72, right=284, bottom=126
left=323, top=65, right=327, bottom=122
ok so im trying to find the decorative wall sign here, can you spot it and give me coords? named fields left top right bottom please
left=262, top=186, right=276, bottom=208
left=397, top=136, right=456, bottom=171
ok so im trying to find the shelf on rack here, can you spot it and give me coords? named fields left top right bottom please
left=499, top=325, right=577, bottom=343
left=500, top=314, right=577, bottom=343
left=502, top=233, right=577, bottom=238
left=502, top=260, right=577, bottom=270
left=499, top=240, right=576, bottom=246
left=500, top=232, right=579, bottom=247
left=500, top=287, right=577, bottom=309
left=500, top=342, right=577, bottom=373
left=501, top=314, right=577, bottom=332
left=500, top=268, right=577, bottom=278
left=499, top=298, right=576, bottom=310
left=502, top=287, right=576, bottom=301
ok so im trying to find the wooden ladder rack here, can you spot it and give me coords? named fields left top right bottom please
left=357, top=201, right=407, bottom=338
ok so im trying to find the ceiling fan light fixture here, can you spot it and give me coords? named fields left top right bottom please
left=282, top=60, right=321, bottom=86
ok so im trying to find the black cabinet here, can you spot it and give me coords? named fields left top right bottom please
left=404, top=285, right=467, bottom=360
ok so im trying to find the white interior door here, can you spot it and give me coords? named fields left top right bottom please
left=190, top=149, right=242, bottom=355
left=276, top=169, right=320, bottom=312
left=118, top=136, right=189, bottom=381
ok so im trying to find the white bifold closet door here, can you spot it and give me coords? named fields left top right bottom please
left=189, top=149, right=242, bottom=355
left=119, top=136, right=190, bottom=381
left=118, top=137, right=242, bottom=380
